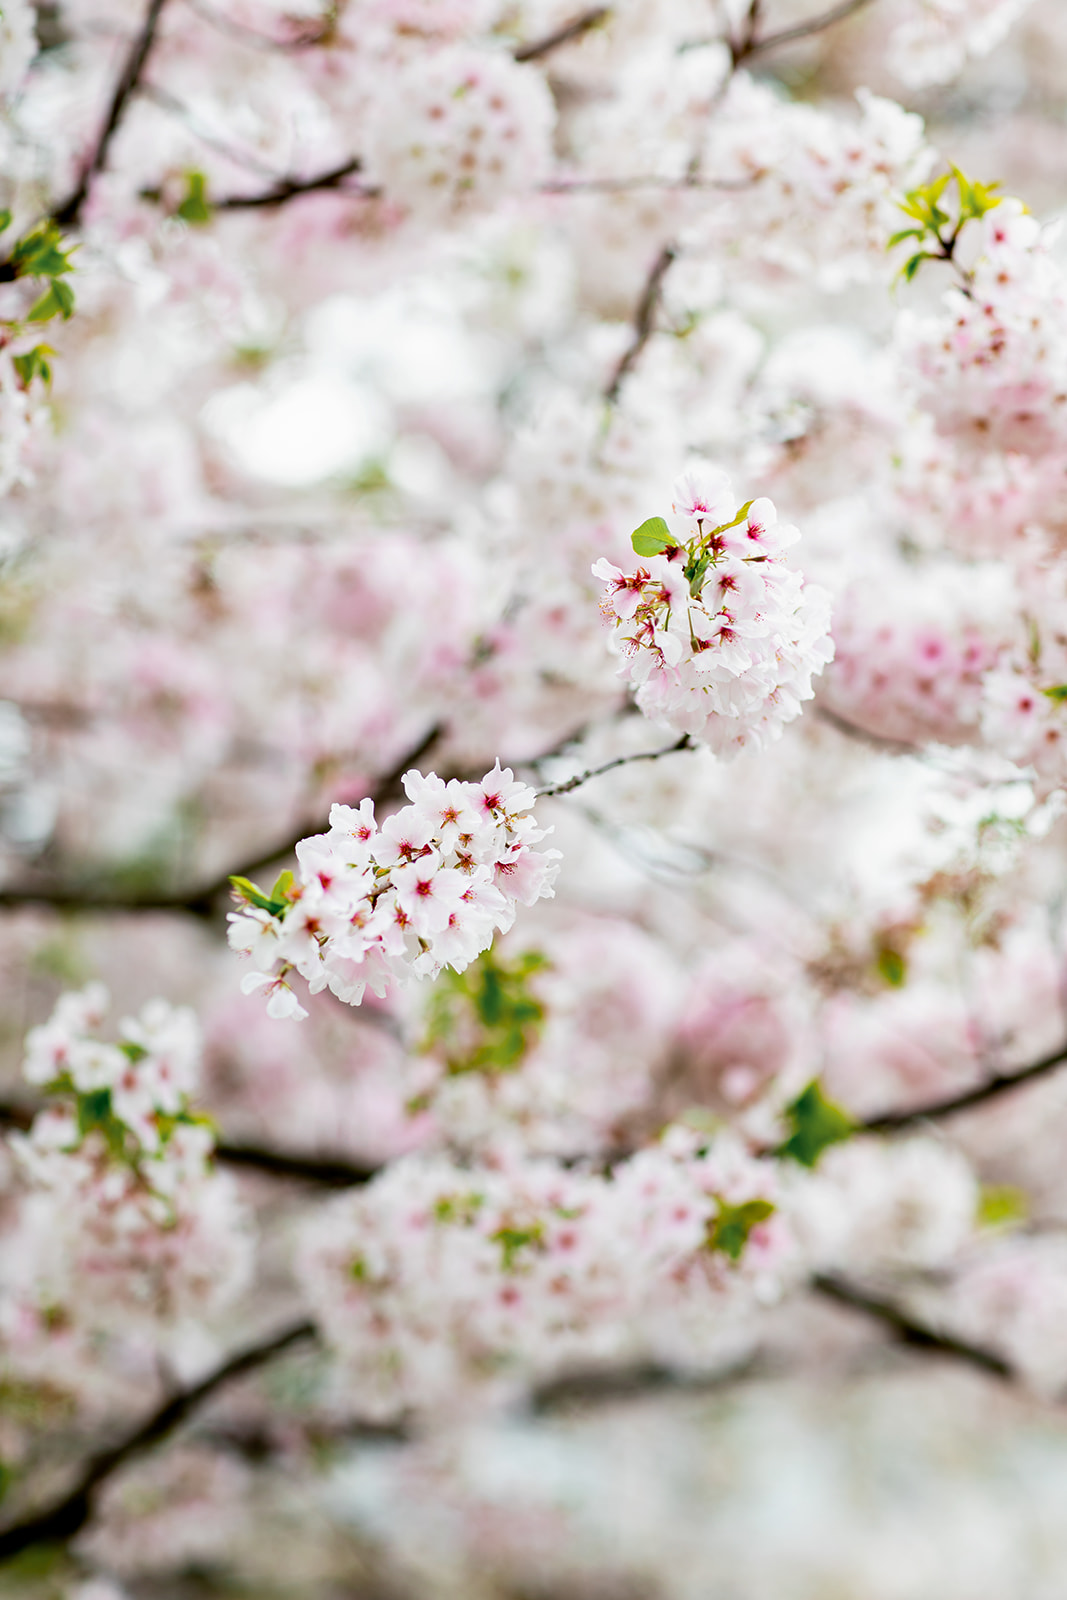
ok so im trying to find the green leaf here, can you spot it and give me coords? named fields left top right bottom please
left=707, top=1197, right=775, bottom=1261
left=11, top=221, right=75, bottom=281
left=977, top=1183, right=1027, bottom=1229
left=176, top=170, right=213, bottom=225
left=631, top=515, right=674, bottom=557
left=118, top=1040, right=149, bottom=1062
left=422, top=946, right=548, bottom=1076
left=876, top=946, right=906, bottom=988
left=711, top=498, right=756, bottom=537
left=901, top=252, right=935, bottom=283
left=12, top=343, right=53, bottom=387
left=887, top=227, right=924, bottom=249
left=491, top=1222, right=545, bottom=1271
left=269, top=868, right=295, bottom=902
left=27, top=278, right=75, bottom=323
left=77, top=1088, right=113, bottom=1135
left=1042, top=684, right=1067, bottom=702
left=776, top=1081, right=855, bottom=1169
left=0, top=209, right=12, bottom=236
left=229, top=874, right=288, bottom=916
left=433, top=1190, right=484, bottom=1225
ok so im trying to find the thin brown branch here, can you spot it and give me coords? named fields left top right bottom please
left=513, top=5, right=610, bottom=62
left=215, top=159, right=377, bottom=209
left=737, top=0, right=877, bottom=62
left=813, top=1274, right=1011, bottom=1377
left=536, top=733, right=694, bottom=798
left=214, top=1138, right=380, bottom=1186
left=860, top=1044, right=1067, bottom=1133
left=541, top=174, right=751, bottom=194
left=814, top=703, right=921, bottom=756
left=54, top=0, right=172, bottom=227
left=185, top=0, right=332, bottom=52
left=604, top=242, right=678, bottom=403
left=0, top=1317, right=316, bottom=1561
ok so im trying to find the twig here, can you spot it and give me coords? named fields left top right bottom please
left=532, top=1352, right=758, bottom=1411
left=513, top=5, right=610, bottom=62
left=813, top=1274, right=1011, bottom=1377
left=541, top=174, right=751, bottom=195
left=215, top=159, right=377, bottom=209
left=0, top=722, right=443, bottom=919
left=734, top=0, right=876, bottom=63
left=53, top=0, right=172, bottom=227
left=604, top=242, right=678, bottom=403
left=185, top=0, right=332, bottom=52
left=0, top=1317, right=317, bottom=1560
left=214, top=1139, right=380, bottom=1186
left=815, top=704, right=921, bottom=756
left=860, top=1044, right=1067, bottom=1133
left=728, top=0, right=763, bottom=66
left=536, top=733, right=694, bottom=798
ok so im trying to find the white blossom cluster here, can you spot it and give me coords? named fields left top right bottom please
left=592, top=468, right=834, bottom=757
left=6, top=985, right=252, bottom=1332
left=362, top=46, right=556, bottom=222
left=298, top=1128, right=788, bottom=1416
left=229, top=763, right=561, bottom=1019
left=697, top=82, right=931, bottom=290
left=896, top=201, right=1067, bottom=459
left=887, top=0, right=1038, bottom=89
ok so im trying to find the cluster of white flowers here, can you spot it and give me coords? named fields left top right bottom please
left=298, top=1128, right=787, bottom=1415
left=824, top=556, right=1013, bottom=747
left=887, top=0, right=1037, bottom=89
left=698, top=82, right=930, bottom=290
left=795, top=1136, right=980, bottom=1277
left=896, top=201, right=1067, bottom=459
left=5, top=985, right=252, bottom=1332
left=229, top=763, right=561, bottom=1020
left=362, top=47, right=555, bottom=222
left=592, top=468, right=834, bottom=757
left=981, top=665, right=1067, bottom=790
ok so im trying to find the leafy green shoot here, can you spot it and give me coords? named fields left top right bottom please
left=776, top=1080, right=855, bottom=1168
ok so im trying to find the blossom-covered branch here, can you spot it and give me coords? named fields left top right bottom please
left=0, top=724, right=443, bottom=918
left=535, top=734, right=695, bottom=798
left=735, top=0, right=879, bottom=64
left=861, top=1044, right=1067, bottom=1133
left=513, top=5, right=611, bottom=62
left=0, top=1316, right=315, bottom=1560
left=813, top=1275, right=1011, bottom=1378
left=604, top=243, right=678, bottom=403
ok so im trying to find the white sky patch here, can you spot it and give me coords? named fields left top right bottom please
left=202, top=373, right=391, bottom=486
left=303, top=289, right=499, bottom=404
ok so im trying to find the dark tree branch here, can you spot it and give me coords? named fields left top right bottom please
left=0, top=1317, right=316, bottom=1562
left=813, top=1274, right=1011, bottom=1378
left=536, top=734, right=695, bottom=798
left=213, top=1138, right=380, bottom=1186
left=604, top=242, right=678, bottom=402
left=732, top=0, right=876, bottom=64
left=860, top=1044, right=1067, bottom=1133
left=186, top=0, right=332, bottom=52
left=53, top=0, right=172, bottom=227
left=0, top=722, right=443, bottom=919
left=215, top=159, right=377, bottom=209
left=0, top=1273, right=1017, bottom=1561
left=513, top=6, right=610, bottom=62
left=0, top=1085, right=382, bottom=1186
